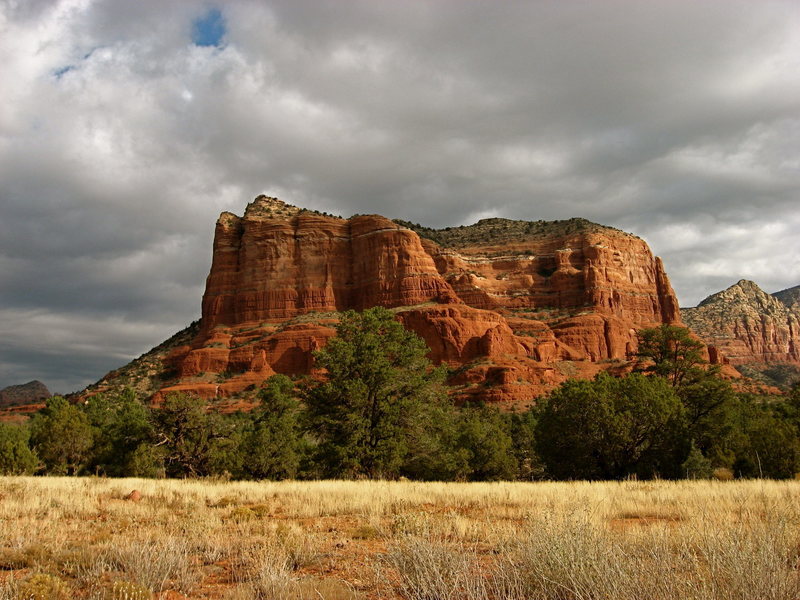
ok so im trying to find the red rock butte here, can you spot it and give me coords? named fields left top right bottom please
left=153, top=195, right=687, bottom=407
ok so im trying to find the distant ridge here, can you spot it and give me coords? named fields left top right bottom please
left=0, top=380, right=51, bottom=408
left=773, top=284, right=800, bottom=310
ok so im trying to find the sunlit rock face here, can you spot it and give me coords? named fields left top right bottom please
left=146, top=195, right=685, bottom=408
left=682, top=280, right=800, bottom=367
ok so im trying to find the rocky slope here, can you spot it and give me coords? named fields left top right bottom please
left=78, top=322, right=200, bottom=401
left=0, top=380, right=50, bottom=407
left=125, top=195, right=686, bottom=408
left=0, top=380, right=51, bottom=420
left=681, top=280, right=800, bottom=388
left=774, top=284, right=800, bottom=310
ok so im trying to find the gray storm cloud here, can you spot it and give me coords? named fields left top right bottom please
left=1, top=0, right=798, bottom=392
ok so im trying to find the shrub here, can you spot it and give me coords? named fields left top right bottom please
left=229, top=506, right=256, bottom=523
left=713, top=467, right=735, bottom=481
left=681, top=442, right=714, bottom=479
left=16, top=573, right=70, bottom=600
left=0, top=423, right=38, bottom=475
left=104, top=581, right=152, bottom=600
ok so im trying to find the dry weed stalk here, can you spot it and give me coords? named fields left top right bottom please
left=0, top=477, right=798, bottom=599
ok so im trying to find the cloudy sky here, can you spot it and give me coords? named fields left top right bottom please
left=1, top=0, right=799, bottom=393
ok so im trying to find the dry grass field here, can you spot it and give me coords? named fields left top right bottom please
left=1, top=477, right=799, bottom=599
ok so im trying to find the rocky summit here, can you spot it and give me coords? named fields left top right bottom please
left=681, top=280, right=800, bottom=388
left=682, top=280, right=800, bottom=365
left=90, top=195, right=689, bottom=408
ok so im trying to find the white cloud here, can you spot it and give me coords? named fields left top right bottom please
left=1, top=0, right=799, bottom=390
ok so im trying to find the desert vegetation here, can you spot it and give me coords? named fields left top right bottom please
left=2, top=314, right=800, bottom=481
left=2, top=312, right=800, bottom=597
left=0, top=477, right=799, bottom=598
left=393, top=215, right=624, bottom=250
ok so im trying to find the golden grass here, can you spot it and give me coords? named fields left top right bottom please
left=0, top=477, right=798, bottom=599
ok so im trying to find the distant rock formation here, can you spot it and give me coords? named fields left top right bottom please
left=773, top=284, right=800, bottom=311
left=682, top=280, right=800, bottom=367
left=0, top=380, right=50, bottom=408
left=130, top=195, right=684, bottom=408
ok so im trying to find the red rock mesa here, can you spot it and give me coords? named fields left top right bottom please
left=145, top=195, right=684, bottom=408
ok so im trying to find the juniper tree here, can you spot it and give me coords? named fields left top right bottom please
left=245, top=374, right=302, bottom=479
left=0, top=422, right=38, bottom=475
left=636, top=324, right=707, bottom=387
left=29, top=396, right=94, bottom=475
left=304, top=307, right=446, bottom=479
left=535, top=373, right=686, bottom=479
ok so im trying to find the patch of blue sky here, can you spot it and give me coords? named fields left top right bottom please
left=52, top=47, right=105, bottom=80
left=192, top=8, right=226, bottom=48
left=52, top=65, right=75, bottom=79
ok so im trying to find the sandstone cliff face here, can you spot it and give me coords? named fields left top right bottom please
left=200, top=200, right=458, bottom=335
left=682, top=280, right=800, bottom=366
left=151, top=195, right=682, bottom=407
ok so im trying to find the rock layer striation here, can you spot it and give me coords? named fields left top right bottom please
left=150, top=196, right=684, bottom=407
left=682, top=280, right=800, bottom=366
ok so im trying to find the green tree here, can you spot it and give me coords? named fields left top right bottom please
left=455, top=403, right=518, bottom=480
left=29, top=396, right=94, bottom=475
left=536, top=373, right=686, bottom=479
left=305, top=307, right=447, bottom=479
left=679, top=376, right=737, bottom=462
left=400, top=400, right=467, bottom=481
left=784, top=382, right=800, bottom=433
left=638, top=326, right=749, bottom=473
left=681, top=441, right=714, bottom=479
left=680, top=377, right=736, bottom=431
left=84, top=389, right=158, bottom=476
left=244, top=375, right=303, bottom=480
left=730, top=399, right=800, bottom=479
left=125, top=443, right=166, bottom=478
left=0, top=422, right=38, bottom=474
left=636, top=324, right=708, bottom=387
left=153, top=393, right=236, bottom=478
left=790, top=381, right=800, bottom=406
left=509, top=409, right=544, bottom=480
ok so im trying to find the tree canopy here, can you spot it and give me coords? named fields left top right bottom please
left=244, top=374, right=303, bottom=480
left=153, top=393, right=237, bottom=478
left=536, top=372, right=686, bottom=479
left=636, top=324, right=708, bottom=387
left=304, top=306, right=446, bottom=479
left=29, top=396, right=94, bottom=475
left=0, top=422, right=38, bottom=475
left=6, top=319, right=800, bottom=482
